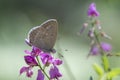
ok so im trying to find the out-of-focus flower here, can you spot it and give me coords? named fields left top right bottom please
left=90, top=45, right=100, bottom=55
left=37, top=70, right=44, bottom=80
left=79, top=23, right=88, bottom=34
left=88, top=29, right=94, bottom=38
left=24, top=55, right=38, bottom=66
left=100, top=42, right=112, bottom=52
left=100, top=32, right=112, bottom=40
left=49, top=66, right=62, bottom=80
left=20, top=66, right=33, bottom=77
left=95, top=20, right=102, bottom=30
left=87, top=3, right=99, bottom=17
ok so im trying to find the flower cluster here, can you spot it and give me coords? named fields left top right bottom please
left=80, top=3, right=112, bottom=56
left=20, top=42, right=63, bottom=80
left=79, top=2, right=120, bottom=80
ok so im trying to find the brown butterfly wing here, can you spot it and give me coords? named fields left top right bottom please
left=28, top=19, right=58, bottom=52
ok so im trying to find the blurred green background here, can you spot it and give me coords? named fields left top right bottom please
left=0, top=0, right=120, bottom=80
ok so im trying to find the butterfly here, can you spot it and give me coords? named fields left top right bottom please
left=26, top=19, right=58, bottom=53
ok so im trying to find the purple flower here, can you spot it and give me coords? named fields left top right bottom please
left=87, top=3, right=99, bottom=17
left=53, top=59, right=63, bottom=65
left=24, top=50, right=31, bottom=55
left=24, top=55, right=38, bottom=66
left=40, top=53, right=53, bottom=65
left=24, top=46, right=43, bottom=57
left=20, top=66, right=33, bottom=77
left=90, top=45, right=99, bottom=55
left=100, top=42, right=112, bottom=52
left=37, top=70, right=44, bottom=80
left=79, top=23, right=88, bottom=34
left=89, top=42, right=112, bottom=56
left=88, top=29, right=94, bottom=38
left=31, top=46, right=43, bottom=56
left=49, top=66, right=62, bottom=80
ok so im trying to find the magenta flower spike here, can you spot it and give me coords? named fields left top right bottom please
left=20, top=19, right=63, bottom=80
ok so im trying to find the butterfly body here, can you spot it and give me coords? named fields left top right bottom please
left=28, top=19, right=58, bottom=52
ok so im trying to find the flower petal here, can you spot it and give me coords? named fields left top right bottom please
left=20, top=66, right=28, bottom=75
left=87, top=3, right=99, bottom=17
left=53, top=59, right=63, bottom=65
left=49, top=66, right=62, bottom=79
left=37, top=70, right=44, bottom=80
left=24, top=55, right=38, bottom=66
left=90, top=45, right=99, bottom=55
left=24, top=50, right=31, bottom=55
left=31, top=46, right=43, bottom=56
left=40, top=53, right=53, bottom=65
left=26, top=69, right=33, bottom=77
left=101, top=42, right=112, bottom=52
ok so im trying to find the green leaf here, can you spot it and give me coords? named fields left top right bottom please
left=102, top=55, right=109, bottom=72
left=93, top=63, right=104, bottom=76
left=106, top=68, right=120, bottom=79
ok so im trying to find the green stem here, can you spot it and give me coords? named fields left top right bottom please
left=94, top=31, right=105, bottom=55
left=36, top=56, right=50, bottom=80
left=91, top=18, right=105, bottom=56
left=91, top=19, right=111, bottom=80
